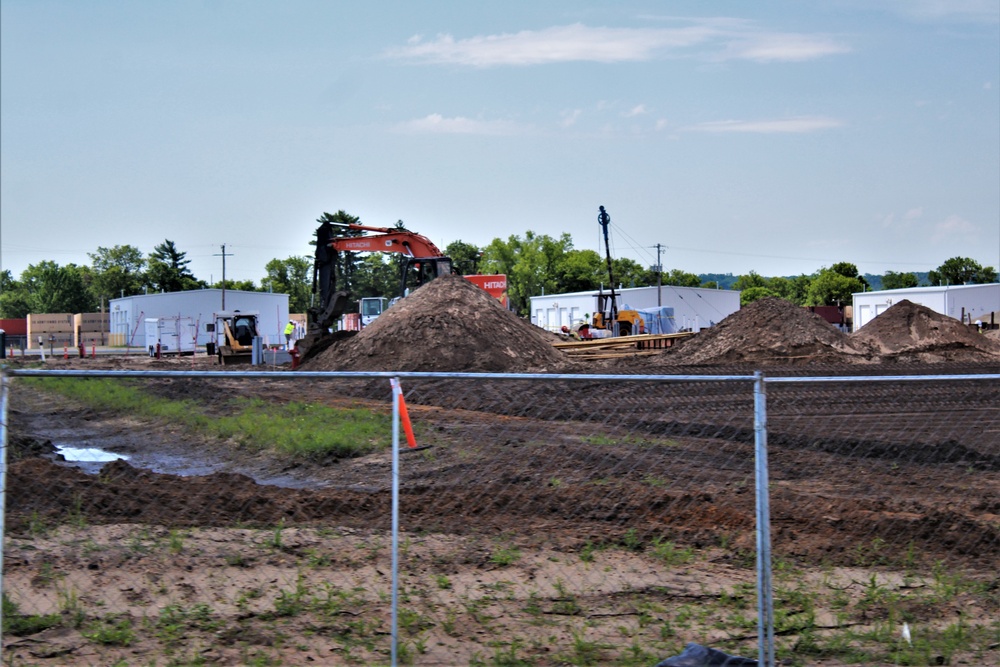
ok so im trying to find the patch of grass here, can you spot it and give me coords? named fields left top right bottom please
left=25, top=377, right=391, bottom=460
left=2, top=594, right=62, bottom=636
left=650, top=537, right=695, bottom=566
left=153, top=603, right=221, bottom=646
left=83, top=615, right=135, bottom=646
left=621, top=528, right=643, bottom=552
left=490, top=545, right=522, bottom=567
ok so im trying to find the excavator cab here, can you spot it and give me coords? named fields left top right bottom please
left=402, top=257, right=454, bottom=295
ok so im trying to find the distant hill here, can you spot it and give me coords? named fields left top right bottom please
left=862, top=272, right=931, bottom=291
left=696, top=272, right=931, bottom=291
left=698, top=273, right=740, bottom=289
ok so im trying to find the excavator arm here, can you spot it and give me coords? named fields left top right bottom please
left=326, top=223, right=446, bottom=258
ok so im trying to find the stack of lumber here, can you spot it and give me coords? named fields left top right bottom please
left=553, top=332, right=695, bottom=359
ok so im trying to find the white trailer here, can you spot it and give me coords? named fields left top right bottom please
left=852, top=283, right=1000, bottom=332
left=144, top=317, right=197, bottom=356
left=529, top=285, right=740, bottom=334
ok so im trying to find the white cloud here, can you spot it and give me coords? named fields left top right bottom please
left=721, top=33, right=851, bottom=62
left=686, top=116, right=845, bottom=133
left=560, top=109, right=582, bottom=128
left=932, top=214, right=977, bottom=242
left=884, top=0, right=999, bottom=24
left=655, top=118, right=670, bottom=131
left=385, top=22, right=850, bottom=67
left=880, top=207, right=923, bottom=228
left=624, top=104, right=648, bottom=117
left=393, top=113, right=525, bottom=136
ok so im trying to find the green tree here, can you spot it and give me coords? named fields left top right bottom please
left=147, top=240, right=203, bottom=292
left=555, top=249, right=603, bottom=293
left=212, top=278, right=257, bottom=292
left=0, top=271, right=31, bottom=318
left=17, top=261, right=97, bottom=313
left=785, top=275, right=814, bottom=305
left=806, top=267, right=865, bottom=306
left=928, top=257, right=997, bottom=285
left=740, top=286, right=780, bottom=306
left=829, top=261, right=870, bottom=291
left=88, top=245, right=146, bottom=302
left=881, top=270, right=919, bottom=290
left=661, top=269, right=702, bottom=288
left=261, top=257, right=312, bottom=313
left=732, top=271, right=769, bottom=291
left=765, top=275, right=812, bottom=305
left=444, top=240, right=482, bottom=275
left=351, top=254, right=400, bottom=302
left=609, top=257, right=649, bottom=289
left=481, top=232, right=571, bottom=315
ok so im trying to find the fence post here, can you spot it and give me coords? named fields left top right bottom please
left=754, top=371, right=775, bottom=666
left=390, top=377, right=402, bottom=667
left=0, top=370, right=10, bottom=658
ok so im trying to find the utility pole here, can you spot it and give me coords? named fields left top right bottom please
left=652, top=243, right=665, bottom=307
left=214, top=244, right=234, bottom=310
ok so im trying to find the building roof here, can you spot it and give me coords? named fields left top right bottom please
left=853, top=283, right=999, bottom=297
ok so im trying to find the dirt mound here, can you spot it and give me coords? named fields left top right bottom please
left=304, top=274, right=570, bottom=373
left=852, top=299, right=1000, bottom=362
left=657, top=297, right=868, bottom=366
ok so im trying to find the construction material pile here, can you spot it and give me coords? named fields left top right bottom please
left=852, top=299, right=1000, bottom=362
left=651, top=297, right=867, bottom=366
left=304, top=274, right=570, bottom=373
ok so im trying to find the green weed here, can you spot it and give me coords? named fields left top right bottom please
left=25, top=377, right=392, bottom=460
left=2, top=594, right=61, bottom=636
left=650, top=537, right=695, bottom=566
left=490, top=545, right=522, bottom=567
left=83, top=616, right=135, bottom=646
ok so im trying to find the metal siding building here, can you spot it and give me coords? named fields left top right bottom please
left=852, top=283, right=1000, bottom=332
left=108, top=289, right=289, bottom=349
left=530, top=286, right=741, bottom=333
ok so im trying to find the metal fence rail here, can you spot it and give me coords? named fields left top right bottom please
left=1, top=367, right=997, bottom=666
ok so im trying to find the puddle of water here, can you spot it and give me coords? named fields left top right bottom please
left=56, top=446, right=128, bottom=463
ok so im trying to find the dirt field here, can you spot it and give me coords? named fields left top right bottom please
left=3, top=285, right=999, bottom=666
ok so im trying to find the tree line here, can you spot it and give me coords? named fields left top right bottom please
left=1, top=210, right=996, bottom=318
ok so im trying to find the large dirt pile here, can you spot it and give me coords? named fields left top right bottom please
left=852, top=299, right=1000, bottom=362
left=657, top=297, right=868, bottom=366
left=305, top=274, right=569, bottom=373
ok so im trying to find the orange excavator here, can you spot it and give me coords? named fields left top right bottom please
left=297, top=221, right=454, bottom=359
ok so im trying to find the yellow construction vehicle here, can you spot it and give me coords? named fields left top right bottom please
left=212, top=310, right=260, bottom=364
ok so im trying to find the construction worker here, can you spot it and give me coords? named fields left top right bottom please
left=284, top=320, right=296, bottom=347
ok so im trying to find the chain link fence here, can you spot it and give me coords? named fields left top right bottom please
left=1, top=367, right=998, bottom=666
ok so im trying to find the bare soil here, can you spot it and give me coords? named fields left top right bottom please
left=3, top=289, right=999, bottom=666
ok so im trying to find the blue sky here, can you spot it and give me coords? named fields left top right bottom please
left=2, top=1, right=998, bottom=285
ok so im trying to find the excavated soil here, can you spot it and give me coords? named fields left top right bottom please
left=852, top=299, right=1000, bottom=362
left=305, top=274, right=570, bottom=373
left=649, top=297, right=868, bottom=366
left=3, top=288, right=999, bottom=666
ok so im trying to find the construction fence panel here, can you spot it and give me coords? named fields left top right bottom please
left=0, top=369, right=997, bottom=667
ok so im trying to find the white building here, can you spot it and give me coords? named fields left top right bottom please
left=852, top=283, right=1000, bottom=332
left=109, top=289, right=290, bottom=349
left=530, top=285, right=741, bottom=333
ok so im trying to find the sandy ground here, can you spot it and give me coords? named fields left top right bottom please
left=2, top=288, right=999, bottom=665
